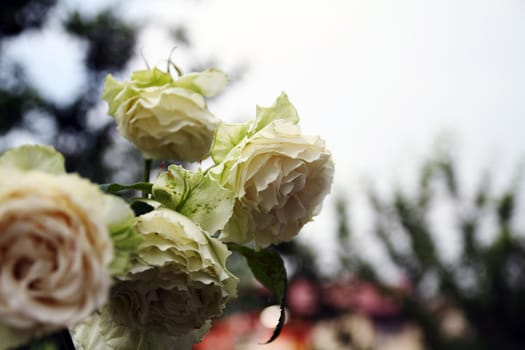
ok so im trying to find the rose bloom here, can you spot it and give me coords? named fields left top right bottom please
left=211, top=94, right=334, bottom=247
left=73, top=208, right=238, bottom=349
left=0, top=169, right=117, bottom=332
left=103, top=67, right=226, bottom=161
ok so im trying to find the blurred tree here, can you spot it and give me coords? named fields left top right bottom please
left=0, top=0, right=57, bottom=37
left=0, top=0, right=140, bottom=182
left=337, top=153, right=525, bottom=350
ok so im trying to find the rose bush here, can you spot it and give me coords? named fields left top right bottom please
left=103, top=67, right=226, bottom=161
left=210, top=93, right=334, bottom=247
left=73, top=208, right=238, bottom=349
left=0, top=145, right=137, bottom=349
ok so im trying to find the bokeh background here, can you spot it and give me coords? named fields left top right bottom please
left=2, top=0, right=525, bottom=349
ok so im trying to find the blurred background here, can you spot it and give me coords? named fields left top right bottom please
left=1, top=0, right=524, bottom=349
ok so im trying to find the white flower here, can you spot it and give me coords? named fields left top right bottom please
left=0, top=145, right=136, bottom=349
left=103, top=67, right=227, bottom=161
left=210, top=93, right=334, bottom=247
left=73, top=208, right=238, bottom=349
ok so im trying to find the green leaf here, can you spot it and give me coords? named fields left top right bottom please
left=0, top=144, right=65, bottom=174
left=100, top=182, right=153, bottom=195
left=228, top=243, right=287, bottom=343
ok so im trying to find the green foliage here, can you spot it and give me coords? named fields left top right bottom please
left=64, top=11, right=136, bottom=71
left=0, top=0, right=57, bottom=36
left=100, top=182, right=154, bottom=195
left=228, top=243, right=287, bottom=343
left=338, top=153, right=525, bottom=350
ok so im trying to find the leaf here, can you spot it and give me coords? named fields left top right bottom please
left=228, top=243, right=287, bottom=343
left=100, top=182, right=153, bottom=196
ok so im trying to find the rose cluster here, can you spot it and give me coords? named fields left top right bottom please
left=0, top=64, right=333, bottom=350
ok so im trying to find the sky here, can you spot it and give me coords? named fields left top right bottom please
left=4, top=0, right=525, bottom=276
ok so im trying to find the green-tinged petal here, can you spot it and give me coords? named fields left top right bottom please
left=153, top=164, right=203, bottom=210
left=72, top=310, right=209, bottom=350
left=71, top=315, right=110, bottom=350
left=101, top=196, right=142, bottom=275
left=101, top=75, right=127, bottom=116
left=102, top=195, right=135, bottom=234
left=210, top=122, right=250, bottom=164
left=152, top=165, right=235, bottom=233
left=108, top=226, right=143, bottom=276
left=219, top=204, right=251, bottom=244
left=130, top=67, right=173, bottom=88
left=209, top=93, right=298, bottom=166
left=179, top=175, right=234, bottom=234
left=174, top=68, right=227, bottom=97
left=252, top=92, right=299, bottom=133
left=0, top=144, right=65, bottom=174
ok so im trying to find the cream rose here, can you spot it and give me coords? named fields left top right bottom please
left=0, top=145, right=137, bottom=348
left=73, top=208, right=238, bottom=349
left=103, top=67, right=226, bottom=161
left=0, top=170, right=113, bottom=328
left=210, top=93, right=334, bottom=247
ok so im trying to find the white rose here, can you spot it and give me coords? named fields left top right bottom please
left=73, top=208, right=238, bottom=349
left=210, top=93, right=334, bottom=247
left=103, top=67, right=226, bottom=161
left=0, top=145, right=136, bottom=348
left=0, top=170, right=113, bottom=327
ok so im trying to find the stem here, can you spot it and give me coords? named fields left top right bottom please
left=143, top=159, right=152, bottom=183
left=169, top=61, right=183, bottom=77
left=167, top=47, right=183, bottom=77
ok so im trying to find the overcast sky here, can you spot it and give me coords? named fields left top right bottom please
left=5, top=0, right=525, bottom=275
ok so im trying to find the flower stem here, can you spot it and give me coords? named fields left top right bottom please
left=144, top=159, right=152, bottom=183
